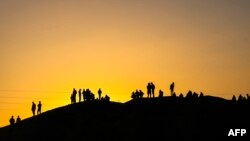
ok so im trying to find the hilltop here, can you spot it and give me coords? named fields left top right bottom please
left=0, top=96, right=249, bottom=141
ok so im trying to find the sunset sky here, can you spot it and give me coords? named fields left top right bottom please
left=1, top=0, right=250, bottom=127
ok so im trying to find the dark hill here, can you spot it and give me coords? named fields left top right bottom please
left=0, top=96, right=250, bottom=141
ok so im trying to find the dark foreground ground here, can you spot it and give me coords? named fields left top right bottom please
left=0, top=96, right=250, bottom=141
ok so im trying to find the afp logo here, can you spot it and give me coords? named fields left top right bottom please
left=228, top=129, right=246, bottom=136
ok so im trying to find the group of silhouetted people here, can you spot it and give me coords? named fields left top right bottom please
left=31, top=101, right=42, bottom=116
left=83, top=89, right=95, bottom=102
left=131, top=89, right=144, bottom=99
left=182, top=90, right=204, bottom=99
left=9, top=115, right=21, bottom=127
left=102, top=95, right=111, bottom=102
left=71, top=88, right=95, bottom=103
left=131, top=82, right=208, bottom=100
left=132, top=82, right=175, bottom=99
left=232, top=94, right=250, bottom=103
left=9, top=101, right=42, bottom=127
left=70, top=88, right=110, bottom=104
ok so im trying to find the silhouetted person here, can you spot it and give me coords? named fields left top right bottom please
left=139, top=90, right=144, bottom=98
left=71, top=88, right=77, bottom=104
left=79, top=89, right=82, bottom=102
left=170, top=82, right=175, bottom=96
left=105, top=95, right=110, bottom=102
left=193, top=92, right=198, bottom=99
left=232, top=95, right=236, bottom=103
left=159, top=89, right=163, bottom=98
left=247, top=94, right=250, bottom=101
left=199, top=92, right=204, bottom=98
left=147, top=83, right=151, bottom=98
left=9, top=116, right=15, bottom=126
left=131, top=92, right=137, bottom=100
left=243, top=96, right=247, bottom=102
left=179, top=93, right=184, bottom=98
left=90, top=92, right=95, bottom=101
left=32, top=102, right=36, bottom=116
left=186, top=90, right=193, bottom=99
left=238, top=94, right=243, bottom=102
left=172, top=92, right=176, bottom=98
left=85, top=89, right=91, bottom=101
left=98, top=88, right=102, bottom=100
left=16, top=116, right=21, bottom=124
left=82, top=89, right=86, bottom=101
left=135, top=90, right=140, bottom=99
left=37, top=101, right=42, bottom=115
left=151, top=82, right=155, bottom=98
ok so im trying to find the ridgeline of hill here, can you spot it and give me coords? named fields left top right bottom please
left=0, top=96, right=250, bottom=141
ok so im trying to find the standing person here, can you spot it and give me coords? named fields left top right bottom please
left=79, top=89, right=82, bottom=102
left=16, top=116, right=21, bottom=124
left=9, top=116, right=15, bottom=126
left=147, top=83, right=151, bottom=98
left=98, top=88, right=102, bottom=100
left=82, top=89, right=86, bottom=102
left=37, top=101, right=42, bottom=115
left=151, top=82, right=155, bottom=98
left=70, top=88, right=77, bottom=104
left=170, top=82, right=175, bottom=96
left=73, top=88, right=77, bottom=103
left=32, top=102, right=36, bottom=116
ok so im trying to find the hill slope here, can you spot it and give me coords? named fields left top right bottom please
left=0, top=96, right=250, bottom=141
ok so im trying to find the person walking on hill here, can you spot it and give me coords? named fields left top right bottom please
left=32, top=102, right=36, bottom=116
left=37, top=101, right=42, bottom=115
left=98, top=88, right=102, bottom=100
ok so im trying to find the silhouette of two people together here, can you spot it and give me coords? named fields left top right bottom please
left=147, top=82, right=155, bottom=98
left=32, top=101, right=42, bottom=116
left=9, top=115, right=21, bottom=127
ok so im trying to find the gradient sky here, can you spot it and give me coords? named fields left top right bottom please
left=0, top=0, right=250, bottom=127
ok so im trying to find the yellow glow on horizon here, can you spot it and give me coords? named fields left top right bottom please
left=1, top=0, right=250, bottom=127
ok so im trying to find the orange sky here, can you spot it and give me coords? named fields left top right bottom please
left=1, top=0, right=250, bottom=127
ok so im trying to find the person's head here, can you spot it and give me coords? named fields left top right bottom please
left=39, top=101, right=41, bottom=103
